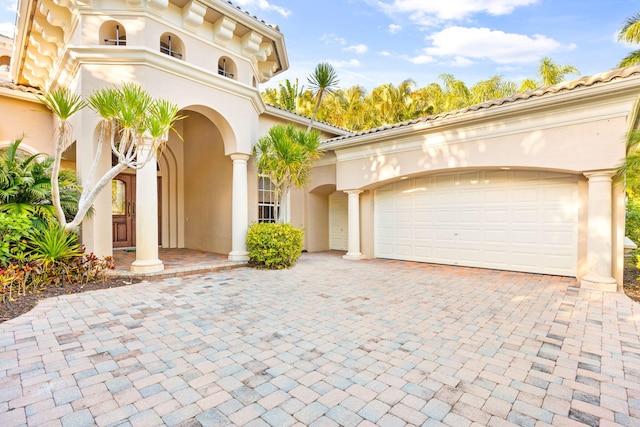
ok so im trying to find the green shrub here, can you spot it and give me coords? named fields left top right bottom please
left=0, top=212, right=33, bottom=267
left=627, top=197, right=640, bottom=245
left=246, top=222, right=303, bottom=269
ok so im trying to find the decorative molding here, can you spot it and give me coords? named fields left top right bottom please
left=241, top=31, right=262, bottom=56
left=182, top=0, right=206, bottom=30
left=212, top=16, right=236, bottom=43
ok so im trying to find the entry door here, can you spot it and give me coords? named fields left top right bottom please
left=112, top=174, right=162, bottom=248
left=112, top=174, right=135, bottom=247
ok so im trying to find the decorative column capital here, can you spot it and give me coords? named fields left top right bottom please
left=583, top=170, right=616, bottom=182
left=344, top=189, right=363, bottom=196
left=230, top=153, right=251, bottom=162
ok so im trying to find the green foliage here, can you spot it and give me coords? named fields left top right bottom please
left=0, top=138, right=83, bottom=226
left=626, top=198, right=640, bottom=245
left=29, top=222, right=83, bottom=268
left=0, top=219, right=114, bottom=303
left=0, top=212, right=33, bottom=267
left=246, top=222, right=303, bottom=269
left=631, top=249, right=640, bottom=268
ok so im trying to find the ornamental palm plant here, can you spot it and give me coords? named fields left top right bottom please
left=38, top=83, right=183, bottom=231
left=0, top=138, right=82, bottom=227
left=254, top=124, right=321, bottom=223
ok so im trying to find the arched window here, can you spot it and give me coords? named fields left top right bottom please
left=218, top=56, right=236, bottom=79
left=100, top=20, right=126, bottom=46
left=160, top=33, right=184, bottom=60
left=0, top=55, right=10, bottom=72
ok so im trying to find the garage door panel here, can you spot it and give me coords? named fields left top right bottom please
left=375, top=171, right=577, bottom=276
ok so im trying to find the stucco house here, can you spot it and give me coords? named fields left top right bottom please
left=0, top=0, right=638, bottom=292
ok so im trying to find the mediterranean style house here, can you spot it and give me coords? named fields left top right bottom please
left=0, top=0, right=638, bottom=291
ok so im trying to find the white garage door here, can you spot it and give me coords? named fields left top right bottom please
left=375, top=171, right=578, bottom=276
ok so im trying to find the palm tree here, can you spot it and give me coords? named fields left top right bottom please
left=39, top=83, right=183, bottom=230
left=538, top=57, right=579, bottom=86
left=470, top=75, right=517, bottom=104
left=618, top=13, right=640, bottom=67
left=306, top=62, right=340, bottom=132
left=0, top=138, right=82, bottom=226
left=254, top=124, right=321, bottom=223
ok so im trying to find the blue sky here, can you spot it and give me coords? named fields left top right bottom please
left=1, top=0, right=638, bottom=91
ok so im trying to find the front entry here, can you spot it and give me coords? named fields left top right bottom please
left=112, top=174, right=161, bottom=248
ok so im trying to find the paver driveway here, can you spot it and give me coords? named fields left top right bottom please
left=1, top=253, right=640, bottom=427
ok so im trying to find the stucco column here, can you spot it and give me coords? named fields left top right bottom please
left=581, top=171, right=617, bottom=291
left=131, top=146, right=164, bottom=273
left=343, top=190, right=364, bottom=260
left=229, top=153, right=250, bottom=262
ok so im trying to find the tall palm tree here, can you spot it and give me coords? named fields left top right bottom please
left=538, top=57, right=579, bottom=86
left=618, top=13, right=640, bottom=67
left=254, top=124, right=321, bottom=223
left=306, top=62, right=340, bottom=132
left=470, top=75, right=517, bottom=104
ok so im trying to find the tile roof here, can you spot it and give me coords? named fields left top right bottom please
left=323, top=65, right=640, bottom=144
left=226, top=0, right=281, bottom=31
left=0, top=80, right=41, bottom=94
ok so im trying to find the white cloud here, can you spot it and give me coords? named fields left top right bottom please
left=232, top=0, right=291, bottom=17
left=0, top=22, right=14, bottom=37
left=378, top=50, right=392, bottom=57
left=388, top=24, right=402, bottom=34
left=376, top=0, right=538, bottom=26
left=344, top=44, right=368, bottom=54
left=405, top=54, right=436, bottom=65
left=329, top=59, right=362, bottom=68
left=321, top=33, right=347, bottom=46
left=424, top=26, right=562, bottom=64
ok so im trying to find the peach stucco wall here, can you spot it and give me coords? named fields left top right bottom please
left=183, top=111, right=232, bottom=254
left=0, top=93, right=53, bottom=154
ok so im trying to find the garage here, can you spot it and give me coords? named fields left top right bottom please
left=374, top=170, right=579, bottom=276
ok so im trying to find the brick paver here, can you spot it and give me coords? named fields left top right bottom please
left=1, top=252, right=640, bottom=426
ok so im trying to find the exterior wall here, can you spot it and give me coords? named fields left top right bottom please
left=183, top=112, right=232, bottom=253
left=0, top=92, right=53, bottom=153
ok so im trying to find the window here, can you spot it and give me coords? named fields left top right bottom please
left=160, top=33, right=184, bottom=59
left=258, top=176, right=276, bottom=223
left=100, top=21, right=126, bottom=46
left=0, top=55, right=10, bottom=72
left=218, top=57, right=236, bottom=79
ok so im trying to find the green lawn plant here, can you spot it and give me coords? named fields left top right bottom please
left=246, top=222, right=303, bottom=269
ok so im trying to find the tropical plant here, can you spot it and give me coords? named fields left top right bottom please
left=538, top=57, right=580, bottom=86
left=254, top=124, right=321, bottom=223
left=29, top=221, right=82, bottom=269
left=306, top=62, right=340, bottom=131
left=262, top=78, right=302, bottom=111
left=618, top=13, right=640, bottom=67
left=0, top=138, right=82, bottom=226
left=246, top=222, right=303, bottom=269
left=38, top=83, right=183, bottom=231
left=0, top=212, right=32, bottom=267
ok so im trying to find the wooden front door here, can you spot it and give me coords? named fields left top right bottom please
left=112, top=174, right=135, bottom=247
left=112, top=174, right=162, bottom=248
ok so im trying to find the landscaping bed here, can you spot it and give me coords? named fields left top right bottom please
left=0, top=276, right=141, bottom=323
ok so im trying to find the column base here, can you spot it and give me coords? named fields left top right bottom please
left=228, top=251, right=249, bottom=262
left=343, top=252, right=364, bottom=260
left=130, top=259, right=164, bottom=273
left=580, top=275, right=618, bottom=292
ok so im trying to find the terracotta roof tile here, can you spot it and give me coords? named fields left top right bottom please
left=0, top=80, right=41, bottom=94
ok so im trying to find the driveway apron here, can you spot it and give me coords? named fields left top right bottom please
left=1, top=253, right=639, bottom=426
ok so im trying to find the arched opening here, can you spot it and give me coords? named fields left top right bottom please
left=178, top=107, right=234, bottom=253
left=160, top=33, right=184, bottom=60
left=100, top=20, right=126, bottom=46
left=0, top=55, right=10, bottom=72
left=217, top=56, right=236, bottom=79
